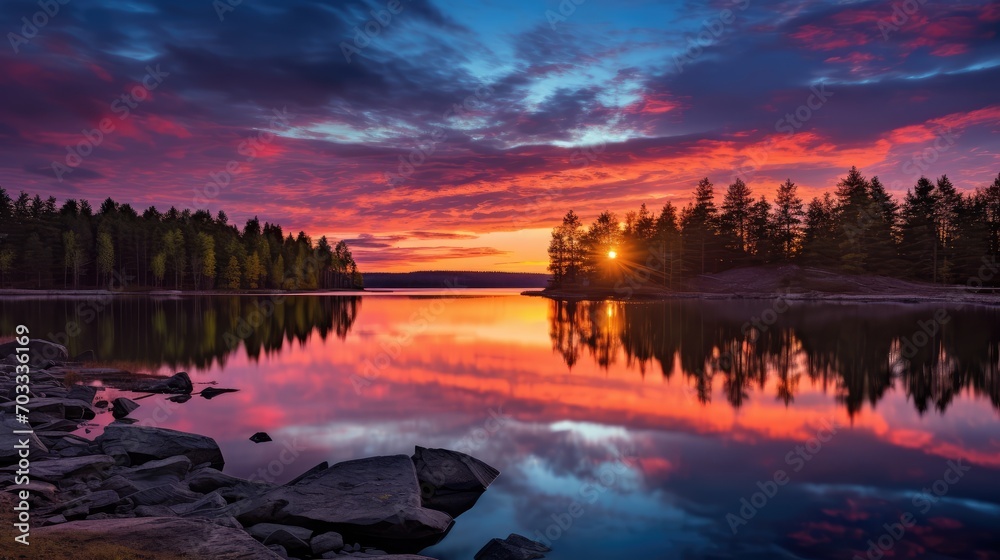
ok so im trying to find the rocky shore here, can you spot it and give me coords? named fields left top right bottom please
left=0, top=339, right=552, bottom=560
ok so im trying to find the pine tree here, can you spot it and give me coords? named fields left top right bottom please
left=720, top=178, right=754, bottom=257
left=773, top=179, right=804, bottom=260
left=681, top=178, right=720, bottom=275
left=900, top=177, right=938, bottom=281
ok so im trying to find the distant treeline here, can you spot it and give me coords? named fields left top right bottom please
left=363, top=271, right=549, bottom=289
left=547, top=167, right=1000, bottom=288
left=0, top=188, right=362, bottom=290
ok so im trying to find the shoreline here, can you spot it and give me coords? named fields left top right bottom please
left=522, top=288, right=1000, bottom=307
left=0, top=340, right=547, bottom=560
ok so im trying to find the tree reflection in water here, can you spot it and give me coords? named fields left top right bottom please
left=0, top=295, right=360, bottom=370
left=548, top=299, right=1000, bottom=416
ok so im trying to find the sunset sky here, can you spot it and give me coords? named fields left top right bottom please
left=2, top=0, right=999, bottom=271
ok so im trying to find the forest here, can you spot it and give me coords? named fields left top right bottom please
left=0, top=188, right=362, bottom=290
left=547, top=167, right=1000, bottom=288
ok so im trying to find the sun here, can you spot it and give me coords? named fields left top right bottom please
left=608, top=250, right=617, bottom=259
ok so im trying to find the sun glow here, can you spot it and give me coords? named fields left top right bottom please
left=608, top=250, right=617, bottom=259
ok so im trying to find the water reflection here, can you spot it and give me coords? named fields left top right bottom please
left=0, top=295, right=360, bottom=370
left=1, top=293, right=999, bottom=558
left=549, top=299, right=1000, bottom=415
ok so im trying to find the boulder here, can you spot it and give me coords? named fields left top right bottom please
left=97, top=425, right=224, bottom=469
left=0, top=397, right=95, bottom=420
left=172, top=491, right=229, bottom=516
left=250, top=431, right=272, bottom=443
left=49, top=490, right=123, bottom=518
left=0, top=338, right=68, bottom=366
left=248, top=523, right=313, bottom=556
left=247, top=522, right=313, bottom=543
left=222, top=455, right=454, bottom=552
left=111, top=397, right=140, bottom=419
left=137, top=371, right=193, bottom=394
left=475, top=534, right=551, bottom=560
left=66, top=384, right=98, bottom=405
left=11, top=455, right=115, bottom=483
left=35, top=517, right=284, bottom=559
left=119, top=455, right=192, bottom=489
left=412, top=446, right=500, bottom=517
left=127, top=482, right=205, bottom=508
left=311, top=531, right=345, bottom=555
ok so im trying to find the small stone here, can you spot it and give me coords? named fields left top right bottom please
left=201, top=387, right=239, bottom=399
left=111, top=397, right=140, bottom=419
left=250, top=432, right=272, bottom=443
left=310, top=531, right=344, bottom=555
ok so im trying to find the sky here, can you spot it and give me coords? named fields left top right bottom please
left=1, top=0, right=999, bottom=272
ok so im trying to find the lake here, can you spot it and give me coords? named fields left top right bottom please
left=2, top=290, right=999, bottom=559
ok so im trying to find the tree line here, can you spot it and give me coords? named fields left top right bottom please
left=547, top=167, right=1000, bottom=288
left=0, top=188, right=362, bottom=290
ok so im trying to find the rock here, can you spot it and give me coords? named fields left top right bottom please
left=35, top=517, right=285, bottom=559
left=475, top=534, right=551, bottom=560
left=247, top=522, right=314, bottom=543
left=267, top=544, right=290, bottom=559
left=168, top=394, right=192, bottom=403
left=311, top=531, right=345, bottom=555
left=111, top=397, right=140, bottom=419
left=128, top=482, right=204, bottom=508
left=186, top=467, right=245, bottom=492
left=222, top=455, right=454, bottom=553
left=250, top=431, right=272, bottom=443
left=13, top=455, right=115, bottom=483
left=137, top=371, right=193, bottom=394
left=133, top=505, right=175, bottom=517
left=172, top=491, right=229, bottom=517
left=504, top=533, right=552, bottom=553
left=411, top=446, right=500, bottom=517
left=259, top=527, right=313, bottom=556
left=49, top=489, right=123, bottom=518
left=97, top=424, right=224, bottom=469
left=67, top=384, right=98, bottom=405
left=120, top=456, right=192, bottom=489
left=186, top=467, right=273, bottom=502
left=0, top=397, right=96, bottom=420
left=94, top=400, right=109, bottom=409
left=98, top=475, right=141, bottom=498
left=201, top=387, right=239, bottom=399
left=210, top=515, right=244, bottom=530
left=0, top=338, right=68, bottom=366
left=284, top=461, right=328, bottom=486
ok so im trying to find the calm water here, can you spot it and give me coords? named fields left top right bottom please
left=2, top=291, right=1000, bottom=559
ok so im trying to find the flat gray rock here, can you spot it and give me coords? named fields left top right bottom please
left=97, top=424, right=224, bottom=469
left=7, top=455, right=115, bottom=483
left=226, top=454, right=453, bottom=552
left=35, top=516, right=284, bottom=559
